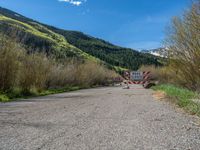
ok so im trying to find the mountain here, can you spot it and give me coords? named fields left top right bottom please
left=0, top=7, right=162, bottom=70
left=0, top=7, right=94, bottom=61
left=141, top=48, right=168, bottom=58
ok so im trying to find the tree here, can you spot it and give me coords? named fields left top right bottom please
left=166, top=0, right=200, bottom=90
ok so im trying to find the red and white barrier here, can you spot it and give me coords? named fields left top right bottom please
left=127, top=81, right=146, bottom=84
left=123, top=71, right=151, bottom=85
left=143, top=71, right=151, bottom=81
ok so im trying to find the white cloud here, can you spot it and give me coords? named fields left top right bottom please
left=58, top=0, right=86, bottom=6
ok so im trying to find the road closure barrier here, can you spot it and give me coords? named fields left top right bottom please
left=123, top=71, right=150, bottom=84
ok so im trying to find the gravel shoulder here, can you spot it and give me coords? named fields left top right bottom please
left=0, top=85, right=200, bottom=150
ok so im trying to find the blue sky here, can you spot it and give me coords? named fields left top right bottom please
left=0, top=0, right=190, bottom=50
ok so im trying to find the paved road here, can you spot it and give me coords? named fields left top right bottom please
left=0, top=85, right=200, bottom=150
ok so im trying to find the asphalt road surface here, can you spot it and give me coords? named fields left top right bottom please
left=0, top=85, right=200, bottom=150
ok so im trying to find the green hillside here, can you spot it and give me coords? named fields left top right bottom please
left=0, top=7, right=162, bottom=70
left=47, top=28, right=161, bottom=70
left=0, top=8, right=95, bottom=61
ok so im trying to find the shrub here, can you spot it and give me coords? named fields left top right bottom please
left=139, top=65, right=180, bottom=85
left=0, top=33, right=119, bottom=98
left=141, top=0, right=200, bottom=91
left=46, top=60, right=78, bottom=88
left=19, top=53, right=52, bottom=93
left=165, top=0, right=200, bottom=90
left=76, top=61, right=118, bottom=87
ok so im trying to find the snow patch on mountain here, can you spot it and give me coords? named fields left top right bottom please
left=141, top=48, right=168, bottom=58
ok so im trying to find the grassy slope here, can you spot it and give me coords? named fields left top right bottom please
left=0, top=14, right=97, bottom=61
left=0, top=14, right=124, bottom=71
left=153, top=84, right=200, bottom=116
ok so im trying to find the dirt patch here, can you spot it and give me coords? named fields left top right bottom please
left=153, top=91, right=166, bottom=100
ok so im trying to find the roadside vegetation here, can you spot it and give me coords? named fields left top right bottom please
left=153, top=85, right=200, bottom=116
left=140, top=0, right=200, bottom=116
left=0, top=34, right=119, bottom=102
